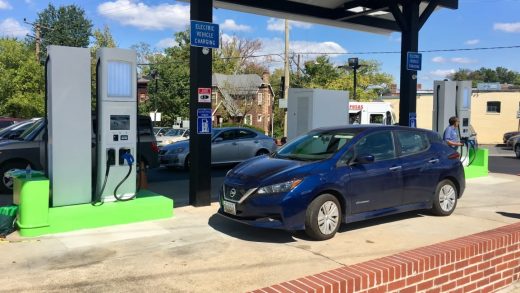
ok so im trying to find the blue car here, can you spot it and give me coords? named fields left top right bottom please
left=218, top=125, right=465, bottom=240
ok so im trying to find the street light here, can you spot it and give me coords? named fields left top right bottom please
left=339, top=57, right=364, bottom=100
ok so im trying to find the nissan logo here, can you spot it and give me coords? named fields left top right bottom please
left=229, top=188, right=237, bottom=198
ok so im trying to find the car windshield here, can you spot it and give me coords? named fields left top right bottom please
left=0, top=122, right=21, bottom=138
left=275, top=129, right=361, bottom=161
left=19, top=119, right=43, bottom=140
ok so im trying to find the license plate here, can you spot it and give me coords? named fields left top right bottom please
left=223, top=201, right=236, bottom=215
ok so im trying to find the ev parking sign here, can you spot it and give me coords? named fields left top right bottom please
left=197, top=108, right=212, bottom=135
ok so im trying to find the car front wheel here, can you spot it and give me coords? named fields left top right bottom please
left=305, top=194, right=341, bottom=240
left=515, top=144, right=520, bottom=159
left=431, top=179, right=458, bottom=216
left=0, top=161, right=30, bottom=194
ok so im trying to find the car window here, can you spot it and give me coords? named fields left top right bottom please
left=396, top=131, right=429, bottom=156
left=370, top=114, right=384, bottom=124
left=354, top=131, right=396, bottom=161
left=236, top=129, right=256, bottom=139
left=217, top=130, right=236, bottom=141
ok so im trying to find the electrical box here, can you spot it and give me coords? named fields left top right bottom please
left=456, top=81, right=472, bottom=138
left=96, top=48, right=137, bottom=202
left=432, top=80, right=457, bottom=135
left=47, top=46, right=92, bottom=207
left=287, top=88, right=349, bottom=140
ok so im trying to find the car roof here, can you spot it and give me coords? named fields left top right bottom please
left=312, top=124, right=433, bottom=133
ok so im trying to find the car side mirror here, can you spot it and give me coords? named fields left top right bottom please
left=356, top=154, right=375, bottom=164
left=213, top=137, right=223, bottom=143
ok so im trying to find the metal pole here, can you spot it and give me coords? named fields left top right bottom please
left=283, top=19, right=290, bottom=137
left=154, top=74, right=158, bottom=127
left=189, top=0, right=212, bottom=206
left=353, top=67, right=357, bottom=100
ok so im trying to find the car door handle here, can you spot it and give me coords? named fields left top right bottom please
left=389, top=166, right=402, bottom=171
left=428, top=159, right=439, bottom=164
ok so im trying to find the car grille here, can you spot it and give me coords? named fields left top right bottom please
left=223, top=185, right=246, bottom=202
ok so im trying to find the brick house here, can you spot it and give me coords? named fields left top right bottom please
left=212, top=72, right=275, bottom=134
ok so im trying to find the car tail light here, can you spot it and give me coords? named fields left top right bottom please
left=448, top=152, right=460, bottom=160
left=151, top=142, right=160, bottom=153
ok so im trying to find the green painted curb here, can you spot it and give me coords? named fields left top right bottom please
left=16, top=185, right=174, bottom=237
left=464, top=148, right=489, bottom=179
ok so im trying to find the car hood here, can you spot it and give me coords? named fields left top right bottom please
left=226, top=155, right=319, bottom=187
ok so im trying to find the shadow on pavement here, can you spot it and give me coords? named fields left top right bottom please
left=208, top=213, right=297, bottom=243
left=496, top=211, right=520, bottom=219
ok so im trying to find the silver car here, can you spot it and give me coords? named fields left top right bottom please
left=159, top=127, right=277, bottom=169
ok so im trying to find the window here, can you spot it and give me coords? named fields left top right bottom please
left=244, top=114, right=252, bottom=125
left=267, top=93, right=271, bottom=106
left=370, top=114, right=384, bottom=124
left=258, top=93, right=263, bottom=105
left=396, top=131, right=429, bottom=156
left=487, top=101, right=501, bottom=113
left=237, top=129, right=256, bottom=139
left=217, top=130, right=236, bottom=141
left=354, top=131, right=396, bottom=161
left=257, top=114, right=263, bottom=122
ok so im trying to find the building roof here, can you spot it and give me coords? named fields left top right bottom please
left=212, top=73, right=264, bottom=96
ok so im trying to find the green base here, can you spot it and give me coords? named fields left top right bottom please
left=464, top=148, right=489, bottom=179
left=17, top=190, right=174, bottom=237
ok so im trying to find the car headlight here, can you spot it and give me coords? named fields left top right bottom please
left=257, top=179, right=303, bottom=194
left=167, top=147, right=185, bottom=154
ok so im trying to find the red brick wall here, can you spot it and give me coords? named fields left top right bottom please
left=253, top=222, right=520, bottom=293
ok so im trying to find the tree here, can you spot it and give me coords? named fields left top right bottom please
left=34, top=3, right=93, bottom=60
left=213, top=35, right=264, bottom=75
left=449, top=67, right=520, bottom=86
left=0, top=38, right=44, bottom=117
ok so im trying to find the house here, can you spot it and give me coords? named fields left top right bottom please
left=212, top=72, right=275, bottom=134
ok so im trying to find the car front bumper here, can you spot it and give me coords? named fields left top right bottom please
left=159, top=153, right=187, bottom=168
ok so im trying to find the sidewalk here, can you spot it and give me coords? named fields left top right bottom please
left=1, top=173, right=519, bottom=292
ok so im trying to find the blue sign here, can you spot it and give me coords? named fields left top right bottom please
left=190, top=20, right=219, bottom=49
left=407, top=52, right=422, bottom=71
left=409, top=112, right=417, bottom=128
left=197, top=108, right=212, bottom=134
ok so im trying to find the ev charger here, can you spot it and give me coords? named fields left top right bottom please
left=46, top=46, right=92, bottom=207
left=96, top=48, right=137, bottom=202
left=456, top=81, right=472, bottom=139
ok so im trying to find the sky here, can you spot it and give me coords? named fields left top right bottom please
left=1, top=0, right=519, bottom=89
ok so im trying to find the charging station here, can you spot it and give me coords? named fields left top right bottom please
left=14, top=46, right=173, bottom=237
left=95, top=48, right=137, bottom=202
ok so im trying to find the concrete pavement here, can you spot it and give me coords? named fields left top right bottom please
left=1, top=172, right=519, bottom=292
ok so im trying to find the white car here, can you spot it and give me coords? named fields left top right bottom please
left=156, top=128, right=189, bottom=148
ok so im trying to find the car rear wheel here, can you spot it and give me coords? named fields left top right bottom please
left=515, top=145, right=520, bottom=159
left=431, top=179, right=458, bottom=216
left=0, top=161, right=30, bottom=194
left=305, top=194, right=341, bottom=240
left=184, top=155, right=191, bottom=170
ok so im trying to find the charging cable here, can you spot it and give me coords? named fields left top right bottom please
left=92, top=157, right=111, bottom=206
left=113, top=153, right=136, bottom=201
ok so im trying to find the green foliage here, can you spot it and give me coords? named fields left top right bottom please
left=91, top=26, right=117, bottom=109
left=0, top=38, right=44, bottom=118
left=212, top=35, right=265, bottom=75
left=34, top=3, right=93, bottom=60
left=449, top=67, right=520, bottom=87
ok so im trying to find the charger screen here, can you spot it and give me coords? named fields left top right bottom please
left=110, top=115, right=130, bottom=130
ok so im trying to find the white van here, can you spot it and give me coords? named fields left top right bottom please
left=349, top=102, right=396, bottom=125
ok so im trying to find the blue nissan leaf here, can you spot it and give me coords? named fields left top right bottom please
left=218, top=125, right=465, bottom=240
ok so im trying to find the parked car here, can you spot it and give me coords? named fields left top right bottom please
left=510, top=135, right=520, bottom=158
left=0, top=117, right=24, bottom=129
left=0, top=119, right=39, bottom=141
left=156, top=128, right=190, bottom=148
left=159, top=127, right=277, bottom=169
left=506, top=134, right=520, bottom=148
left=503, top=131, right=520, bottom=144
left=0, top=115, right=159, bottom=194
left=218, top=125, right=465, bottom=240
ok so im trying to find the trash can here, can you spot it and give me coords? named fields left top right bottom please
left=14, top=176, right=50, bottom=230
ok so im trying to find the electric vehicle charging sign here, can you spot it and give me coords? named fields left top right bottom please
left=190, top=20, right=219, bottom=49
left=407, top=52, right=422, bottom=71
left=197, top=108, right=212, bottom=134
left=409, top=112, right=417, bottom=128
left=198, top=88, right=212, bottom=103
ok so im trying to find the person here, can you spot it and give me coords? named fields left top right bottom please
left=443, top=116, right=464, bottom=149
